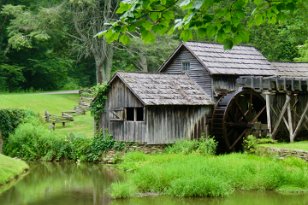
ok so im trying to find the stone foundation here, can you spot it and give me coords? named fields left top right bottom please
left=257, top=146, right=308, bottom=161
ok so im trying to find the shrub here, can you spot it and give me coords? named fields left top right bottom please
left=4, top=120, right=124, bottom=162
left=243, top=135, right=277, bottom=153
left=0, top=109, right=28, bottom=141
left=166, top=137, right=217, bottom=155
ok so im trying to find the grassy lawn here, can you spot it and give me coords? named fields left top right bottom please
left=0, top=93, right=94, bottom=137
left=53, top=112, right=94, bottom=138
left=0, top=154, right=28, bottom=186
left=0, top=93, right=79, bottom=115
left=259, top=141, right=308, bottom=151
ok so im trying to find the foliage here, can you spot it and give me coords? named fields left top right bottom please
left=0, top=154, right=28, bottom=186
left=100, top=0, right=304, bottom=49
left=110, top=181, right=137, bottom=199
left=90, top=83, right=109, bottom=122
left=243, top=135, right=277, bottom=153
left=295, top=40, right=308, bottom=62
left=0, top=64, right=25, bottom=91
left=4, top=115, right=125, bottom=162
left=166, top=137, right=217, bottom=155
left=0, top=109, right=30, bottom=141
left=111, top=152, right=308, bottom=198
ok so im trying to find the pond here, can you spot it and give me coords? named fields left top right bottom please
left=0, top=163, right=307, bottom=205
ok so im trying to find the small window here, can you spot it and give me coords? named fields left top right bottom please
left=136, top=108, right=144, bottom=121
left=125, top=107, right=144, bottom=121
left=126, top=108, right=134, bottom=121
left=182, top=61, right=190, bottom=71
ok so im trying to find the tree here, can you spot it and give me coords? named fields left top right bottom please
left=67, top=0, right=119, bottom=83
left=100, top=0, right=305, bottom=49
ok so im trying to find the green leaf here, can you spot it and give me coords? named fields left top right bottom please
left=119, top=35, right=130, bottom=45
left=223, top=39, right=233, bottom=50
left=180, top=29, right=193, bottom=41
left=141, top=29, right=155, bottom=42
left=142, top=21, right=153, bottom=30
left=117, top=2, right=131, bottom=14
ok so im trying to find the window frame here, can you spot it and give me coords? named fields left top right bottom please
left=182, top=61, right=191, bottom=71
left=125, top=107, right=144, bottom=122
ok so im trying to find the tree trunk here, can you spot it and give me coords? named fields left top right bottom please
left=139, top=53, right=148, bottom=72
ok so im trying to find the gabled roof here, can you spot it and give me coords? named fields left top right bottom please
left=159, top=42, right=276, bottom=76
left=109, top=72, right=213, bottom=106
left=272, top=62, right=308, bottom=77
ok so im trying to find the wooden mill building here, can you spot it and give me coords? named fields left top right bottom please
left=98, top=42, right=308, bottom=148
left=100, top=72, right=213, bottom=144
left=159, top=42, right=276, bottom=100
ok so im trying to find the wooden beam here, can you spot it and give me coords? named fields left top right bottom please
left=291, top=102, right=308, bottom=142
left=265, top=94, right=272, bottom=135
left=271, top=95, right=291, bottom=138
left=271, top=105, right=289, bottom=130
left=287, top=95, right=294, bottom=142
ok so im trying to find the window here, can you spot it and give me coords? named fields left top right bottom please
left=125, top=107, right=144, bottom=121
left=136, top=108, right=144, bottom=121
left=126, top=108, right=134, bottom=121
left=182, top=61, right=190, bottom=71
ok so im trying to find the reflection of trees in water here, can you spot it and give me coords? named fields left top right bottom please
left=0, top=163, right=119, bottom=205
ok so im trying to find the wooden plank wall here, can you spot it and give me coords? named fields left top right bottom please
left=161, top=47, right=213, bottom=99
left=101, top=78, right=145, bottom=142
left=212, top=75, right=238, bottom=96
left=146, top=106, right=211, bottom=144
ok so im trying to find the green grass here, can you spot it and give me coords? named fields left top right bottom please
left=259, top=141, right=308, bottom=151
left=53, top=113, right=94, bottom=138
left=0, top=93, right=94, bottom=137
left=110, top=152, right=308, bottom=198
left=0, top=154, right=29, bottom=186
left=0, top=93, right=79, bottom=115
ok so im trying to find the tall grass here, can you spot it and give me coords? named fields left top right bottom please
left=111, top=152, right=308, bottom=198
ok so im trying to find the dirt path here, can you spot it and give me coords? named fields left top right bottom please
left=38, top=90, right=79, bottom=95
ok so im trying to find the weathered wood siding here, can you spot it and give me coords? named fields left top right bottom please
left=146, top=106, right=211, bottom=144
left=161, top=47, right=213, bottom=99
left=212, top=75, right=239, bottom=96
left=101, top=78, right=145, bottom=143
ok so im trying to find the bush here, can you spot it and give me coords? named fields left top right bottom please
left=0, top=109, right=35, bottom=141
left=243, top=135, right=277, bottom=153
left=4, top=123, right=70, bottom=160
left=4, top=119, right=125, bottom=162
left=166, top=137, right=217, bottom=155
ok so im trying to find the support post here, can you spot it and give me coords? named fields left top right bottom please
left=265, top=93, right=272, bottom=136
left=287, top=94, right=294, bottom=142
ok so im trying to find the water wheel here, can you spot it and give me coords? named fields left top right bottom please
left=211, top=87, right=267, bottom=152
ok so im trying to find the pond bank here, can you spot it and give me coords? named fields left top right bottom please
left=110, top=152, right=308, bottom=199
left=0, top=154, right=29, bottom=193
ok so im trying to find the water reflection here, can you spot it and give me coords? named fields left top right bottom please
left=0, top=162, right=307, bottom=205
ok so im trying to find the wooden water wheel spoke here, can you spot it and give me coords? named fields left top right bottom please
left=212, top=88, right=267, bottom=152
left=234, top=99, right=248, bottom=122
left=229, top=129, right=249, bottom=150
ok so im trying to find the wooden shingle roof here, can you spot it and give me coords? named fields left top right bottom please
left=111, top=72, right=213, bottom=106
left=160, top=42, right=276, bottom=76
left=272, top=62, right=308, bottom=77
